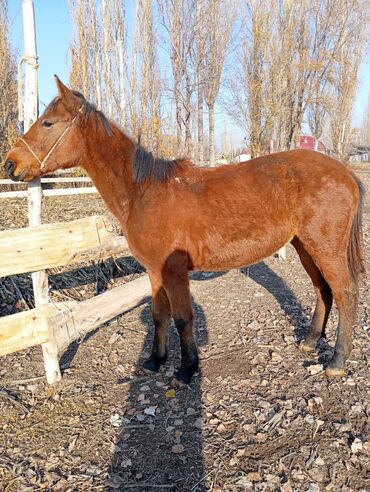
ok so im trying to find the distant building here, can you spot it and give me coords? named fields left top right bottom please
left=233, top=152, right=251, bottom=163
left=348, top=145, right=370, bottom=163
left=299, top=135, right=326, bottom=153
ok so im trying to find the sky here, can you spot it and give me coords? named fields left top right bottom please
left=9, top=1, right=72, bottom=110
left=8, top=0, right=370, bottom=149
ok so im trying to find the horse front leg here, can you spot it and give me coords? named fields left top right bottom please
left=163, top=261, right=199, bottom=386
left=142, top=270, right=171, bottom=372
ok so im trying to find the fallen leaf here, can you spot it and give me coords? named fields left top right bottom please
left=216, top=423, right=227, bottom=433
left=306, top=364, right=323, bottom=375
left=121, top=458, right=132, bottom=468
left=247, top=471, right=261, bottom=481
left=351, top=437, right=363, bottom=454
left=165, top=389, right=176, bottom=398
left=144, top=406, right=157, bottom=417
left=68, top=435, right=79, bottom=452
left=171, top=444, right=184, bottom=454
left=109, top=414, right=122, bottom=427
left=108, top=333, right=121, bottom=344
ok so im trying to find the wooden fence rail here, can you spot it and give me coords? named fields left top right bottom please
left=0, top=177, right=92, bottom=184
left=0, top=187, right=98, bottom=199
left=0, top=215, right=127, bottom=277
left=0, top=276, right=150, bottom=358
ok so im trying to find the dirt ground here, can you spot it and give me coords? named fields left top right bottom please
left=0, top=170, right=369, bottom=491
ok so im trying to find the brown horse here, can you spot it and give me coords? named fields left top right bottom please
left=4, top=77, right=365, bottom=385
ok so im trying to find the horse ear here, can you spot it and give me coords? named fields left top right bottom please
left=54, top=75, right=77, bottom=110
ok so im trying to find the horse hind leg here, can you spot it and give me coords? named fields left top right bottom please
left=295, top=239, right=357, bottom=377
left=323, top=262, right=357, bottom=377
left=292, top=238, right=333, bottom=351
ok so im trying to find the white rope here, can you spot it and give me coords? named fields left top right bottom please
left=19, top=106, right=84, bottom=171
left=18, top=53, right=39, bottom=124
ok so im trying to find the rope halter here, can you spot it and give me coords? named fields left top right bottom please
left=19, top=105, right=84, bottom=172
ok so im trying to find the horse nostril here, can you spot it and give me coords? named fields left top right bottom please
left=5, top=160, right=15, bottom=176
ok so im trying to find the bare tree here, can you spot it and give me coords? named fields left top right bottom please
left=328, top=0, right=369, bottom=160
left=69, top=0, right=90, bottom=97
left=0, top=0, right=17, bottom=165
left=88, top=0, right=102, bottom=108
left=159, top=0, right=198, bottom=155
left=67, top=0, right=369, bottom=163
left=360, top=94, right=370, bottom=146
left=70, top=0, right=128, bottom=126
left=203, top=0, right=236, bottom=165
left=224, top=0, right=369, bottom=159
left=244, top=0, right=272, bottom=157
left=114, top=0, right=127, bottom=126
left=136, top=0, right=162, bottom=151
left=195, top=0, right=206, bottom=163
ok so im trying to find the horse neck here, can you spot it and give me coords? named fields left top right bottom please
left=80, top=125, right=136, bottom=233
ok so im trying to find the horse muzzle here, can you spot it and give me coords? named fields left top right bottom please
left=4, top=160, right=29, bottom=182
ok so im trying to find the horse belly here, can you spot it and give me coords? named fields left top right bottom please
left=189, top=228, right=291, bottom=271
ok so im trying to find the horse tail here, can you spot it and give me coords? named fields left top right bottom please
left=348, top=174, right=366, bottom=285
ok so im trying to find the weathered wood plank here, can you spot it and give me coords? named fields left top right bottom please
left=0, top=305, right=55, bottom=356
left=51, top=275, right=151, bottom=354
left=0, top=216, right=128, bottom=277
left=0, top=276, right=150, bottom=358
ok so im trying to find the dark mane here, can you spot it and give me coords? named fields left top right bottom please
left=133, top=145, right=179, bottom=183
left=45, top=91, right=112, bottom=135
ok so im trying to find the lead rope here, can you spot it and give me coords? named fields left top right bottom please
left=19, top=105, right=84, bottom=171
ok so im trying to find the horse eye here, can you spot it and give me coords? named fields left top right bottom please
left=42, top=120, right=53, bottom=128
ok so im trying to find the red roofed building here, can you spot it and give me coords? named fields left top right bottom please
left=299, top=135, right=326, bottom=153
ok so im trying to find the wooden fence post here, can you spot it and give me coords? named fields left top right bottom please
left=22, top=0, right=61, bottom=383
left=270, top=139, right=286, bottom=261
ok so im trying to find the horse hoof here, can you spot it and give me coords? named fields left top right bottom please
left=299, top=341, right=316, bottom=353
left=170, top=376, right=186, bottom=389
left=171, top=367, right=194, bottom=386
left=325, top=367, right=346, bottom=378
left=142, top=356, right=166, bottom=373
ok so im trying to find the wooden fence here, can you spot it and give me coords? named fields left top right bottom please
left=0, top=215, right=151, bottom=383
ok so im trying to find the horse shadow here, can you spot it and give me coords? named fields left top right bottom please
left=106, top=298, right=209, bottom=491
left=56, top=257, right=144, bottom=371
left=50, top=256, right=145, bottom=294
left=242, top=260, right=335, bottom=364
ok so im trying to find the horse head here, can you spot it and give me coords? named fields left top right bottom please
left=4, top=76, right=86, bottom=181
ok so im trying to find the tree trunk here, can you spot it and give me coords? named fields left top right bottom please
left=175, top=77, right=182, bottom=148
left=184, top=72, right=192, bottom=155
left=197, top=84, right=204, bottom=163
left=208, top=102, right=215, bottom=166
left=102, top=0, right=112, bottom=116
